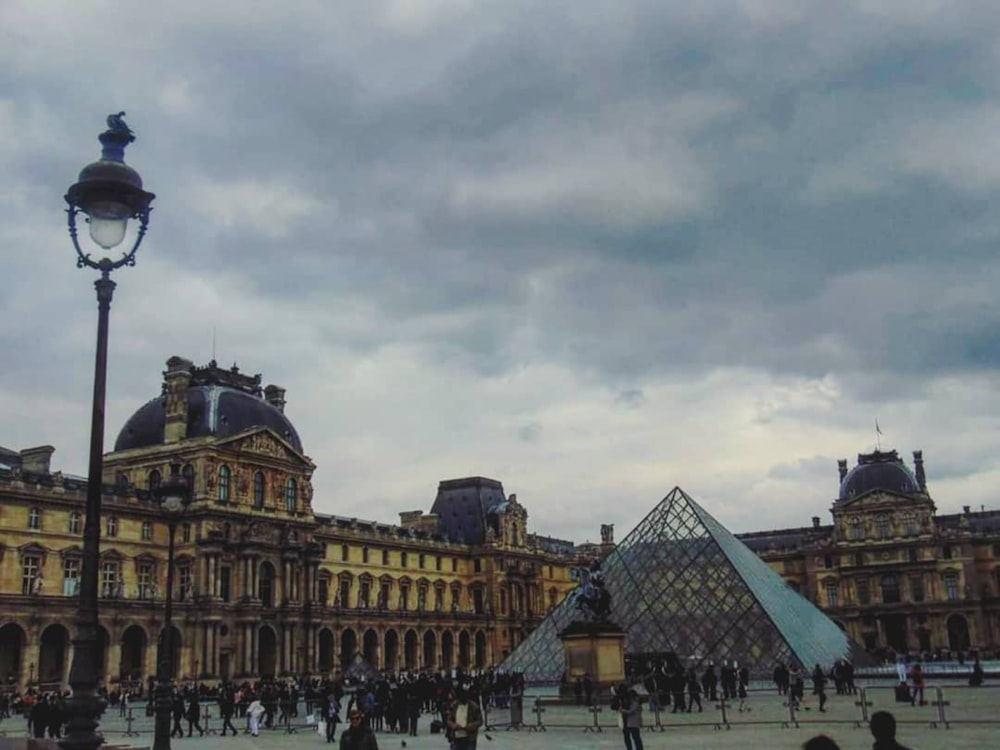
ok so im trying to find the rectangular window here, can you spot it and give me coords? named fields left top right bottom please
left=318, top=578, right=329, bottom=606
left=137, top=562, right=154, bottom=600
left=419, top=554, right=426, bottom=570
left=178, top=566, right=192, bottom=601
left=857, top=579, right=871, bottom=605
left=142, top=521, right=153, bottom=541
left=473, top=588, right=484, bottom=614
left=380, top=582, right=390, bottom=609
left=436, top=556, right=442, bottom=572
left=362, top=547, right=370, bottom=564
left=68, top=513, right=81, bottom=534
left=359, top=581, right=370, bottom=608
left=548, top=565, right=554, bottom=578
left=908, top=548, right=918, bottom=563
left=451, top=587, right=460, bottom=612
left=22, top=555, right=41, bottom=595
left=823, top=555, right=834, bottom=569
left=63, top=558, right=81, bottom=596
left=910, top=575, right=924, bottom=602
left=382, top=550, right=389, bottom=566
left=399, top=585, right=410, bottom=611
left=341, top=545, right=349, bottom=562
left=101, top=561, right=119, bottom=598
left=338, top=580, right=350, bottom=608
left=452, top=558, right=458, bottom=573
left=106, top=516, right=118, bottom=538
left=944, top=574, right=959, bottom=601
left=220, top=567, right=232, bottom=602
left=854, top=553, right=864, bottom=567
left=943, top=545, right=953, bottom=560
left=28, top=508, right=41, bottom=530
left=881, top=574, right=901, bottom=604
left=474, top=558, right=482, bottom=573
left=401, top=552, right=408, bottom=568
left=824, top=580, right=838, bottom=607
left=182, top=523, right=191, bottom=543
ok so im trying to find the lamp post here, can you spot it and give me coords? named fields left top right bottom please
left=61, top=114, right=154, bottom=750
left=152, top=463, right=192, bottom=750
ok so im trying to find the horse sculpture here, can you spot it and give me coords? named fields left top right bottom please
left=574, top=569, right=613, bottom=621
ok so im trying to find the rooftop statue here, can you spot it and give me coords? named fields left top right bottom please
left=574, top=564, right=612, bottom=621
left=106, top=111, right=136, bottom=142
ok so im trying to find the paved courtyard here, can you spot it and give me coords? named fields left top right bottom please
left=2, top=682, right=997, bottom=750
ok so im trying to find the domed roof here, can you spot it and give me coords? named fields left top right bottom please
left=838, top=450, right=921, bottom=501
left=113, top=359, right=302, bottom=453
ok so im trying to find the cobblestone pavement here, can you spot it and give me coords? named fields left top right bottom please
left=2, top=684, right=998, bottom=750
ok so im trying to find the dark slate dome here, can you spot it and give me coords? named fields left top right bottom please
left=113, top=359, right=302, bottom=453
left=838, top=450, right=921, bottom=501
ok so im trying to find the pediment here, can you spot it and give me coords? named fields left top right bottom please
left=836, top=489, right=916, bottom=512
left=217, top=428, right=313, bottom=467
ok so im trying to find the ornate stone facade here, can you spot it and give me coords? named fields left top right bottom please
left=739, top=449, right=1000, bottom=660
left=0, top=358, right=590, bottom=693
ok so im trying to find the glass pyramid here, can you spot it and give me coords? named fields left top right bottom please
left=502, top=486, right=867, bottom=682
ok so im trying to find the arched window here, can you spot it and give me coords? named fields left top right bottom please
left=286, top=478, right=298, bottom=513
left=875, top=514, right=891, bottom=539
left=218, top=465, right=231, bottom=502
left=148, top=469, right=162, bottom=492
left=253, top=472, right=265, bottom=509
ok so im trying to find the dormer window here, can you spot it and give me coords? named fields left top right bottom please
left=253, top=471, right=265, bottom=509
left=218, top=465, right=231, bottom=502
left=285, top=478, right=298, bottom=513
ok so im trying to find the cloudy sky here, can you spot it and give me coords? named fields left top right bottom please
left=3, top=0, right=1000, bottom=543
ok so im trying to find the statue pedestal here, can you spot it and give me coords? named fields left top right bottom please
left=559, top=620, right=626, bottom=701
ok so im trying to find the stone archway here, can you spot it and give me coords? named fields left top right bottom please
left=458, top=631, right=471, bottom=669
left=258, top=626, right=278, bottom=677
left=947, top=614, right=971, bottom=652
left=404, top=630, right=418, bottom=671
left=0, top=623, right=26, bottom=684
left=363, top=629, right=379, bottom=670
left=120, top=625, right=147, bottom=682
left=340, top=629, right=357, bottom=669
left=422, top=630, right=437, bottom=670
left=39, top=624, right=71, bottom=685
left=318, top=629, right=335, bottom=673
left=441, top=631, right=454, bottom=670
left=384, top=630, right=399, bottom=673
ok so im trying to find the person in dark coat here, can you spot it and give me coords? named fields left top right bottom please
left=30, top=695, right=49, bottom=738
left=171, top=692, right=186, bottom=738
left=812, top=664, right=828, bottom=712
left=870, top=710, right=913, bottom=750
left=186, top=692, right=205, bottom=737
left=219, top=689, right=239, bottom=736
left=340, top=709, right=378, bottom=750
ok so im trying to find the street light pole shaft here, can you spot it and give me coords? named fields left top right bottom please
left=153, top=522, right=178, bottom=750
left=61, top=272, right=116, bottom=750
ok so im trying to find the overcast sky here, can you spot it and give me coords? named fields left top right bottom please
left=3, top=0, right=1000, bottom=544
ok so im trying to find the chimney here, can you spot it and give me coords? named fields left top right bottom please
left=913, top=450, right=926, bottom=492
left=163, top=356, right=193, bottom=444
left=264, top=384, right=286, bottom=413
left=19, top=446, right=55, bottom=474
left=837, top=459, right=848, bottom=483
left=812, top=516, right=821, bottom=529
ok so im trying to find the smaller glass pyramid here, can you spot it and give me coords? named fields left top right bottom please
left=502, top=487, right=866, bottom=682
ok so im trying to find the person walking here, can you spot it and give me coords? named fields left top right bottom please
left=247, top=696, right=265, bottom=737
left=619, top=688, right=643, bottom=750
left=340, top=709, right=378, bottom=750
left=219, top=689, right=239, bottom=737
left=446, top=686, right=482, bottom=750
left=171, top=691, right=186, bottom=738
left=812, top=664, right=828, bottom=712
left=186, top=692, right=205, bottom=737
left=907, top=663, right=925, bottom=707
left=322, top=692, right=341, bottom=743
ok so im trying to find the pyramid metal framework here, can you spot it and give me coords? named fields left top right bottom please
left=502, top=487, right=863, bottom=683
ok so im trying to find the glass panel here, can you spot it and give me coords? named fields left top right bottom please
left=500, top=487, right=865, bottom=683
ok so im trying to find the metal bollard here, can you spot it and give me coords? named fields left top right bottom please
left=528, top=698, right=546, bottom=732
left=930, top=686, right=950, bottom=730
left=123, top=707, right=140, bottom=737
left=854, top=686, right=872, bottom=728
left=584, top=704, right=603, bottom=733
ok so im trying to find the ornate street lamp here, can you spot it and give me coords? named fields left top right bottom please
left=61, top=114, right=154, bottom=750
left=152, top=463, right=192, bottom=750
